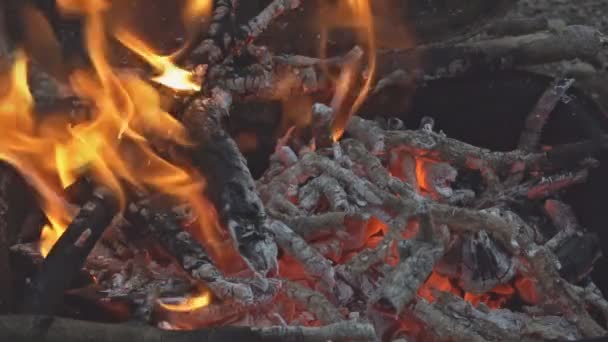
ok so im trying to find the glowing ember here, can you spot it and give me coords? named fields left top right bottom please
left=515, top=276, right=541, bottom=305
left=418, top=271, right=518, bottom=309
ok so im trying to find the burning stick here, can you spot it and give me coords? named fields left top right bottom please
left=126, top=203, right=264, bottom=304
left=182, top=89, right=278, bottom=276
left=374, top=214, right=445, bottom=314
left=518, top=78, right=575, bottom=152
left=268, top=220, right=336, bottom=289
left=482, top=209, right=606, bottom=337
left=281, top=280, right=343, bottom=324
left=21, top=188, right=118, bottom=315
left=298, top=175, right=350, bottom=212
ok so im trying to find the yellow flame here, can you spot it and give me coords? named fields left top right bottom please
left=0, top=1, right=221, bottom=255
left=183, top=0, right=213, bottom=27
left=114, top=29, right=201, bottom=92
left=159, top=288, right=211, bottom=312
left=39, top=213, right=70, bottom=258
left=322, top=0, right=377, bottom=142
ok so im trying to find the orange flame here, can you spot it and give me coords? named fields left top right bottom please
left=0, top=2, right=221, bottom=257
left=113, top=29, right=201, bottom=92
left=159, top=287, right=212, bottom=312
left=183, top=0, right=213, bottom=30
left=326, top=0, right=376, bottom=142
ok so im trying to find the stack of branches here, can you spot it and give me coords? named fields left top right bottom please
left=0, top=0, right=607, bottom=341
left=258, top=96, right=608, bottom=340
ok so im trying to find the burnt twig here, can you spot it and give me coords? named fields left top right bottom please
left=268, top=220, right=335, bottom=289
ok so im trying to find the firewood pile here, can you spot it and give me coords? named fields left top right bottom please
left=0, top=0, right=608, bottom=341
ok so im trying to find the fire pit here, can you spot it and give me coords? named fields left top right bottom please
left=0, top=0, right=607, bottom=341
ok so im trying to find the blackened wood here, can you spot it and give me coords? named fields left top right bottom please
left=460, top=231, right=515, bottom=294
left=0, top=165, right=40, bottom=313
left=555, top=233, right=602, bottom=283
left=21, top=188, right=117, bottom=315
left=236, top=0, right=302, bottom=45
left=0, top=314, right=264, bottom=342
left=181, top=90, right=277, bottom=276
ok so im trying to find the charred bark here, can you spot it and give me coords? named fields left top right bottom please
left=21, top=188, right=117, bottom=315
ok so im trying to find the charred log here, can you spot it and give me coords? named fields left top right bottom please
left=0, top=314, right=375, bottom=342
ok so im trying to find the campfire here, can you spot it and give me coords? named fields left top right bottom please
left=0, top=0, right=608, bottom=341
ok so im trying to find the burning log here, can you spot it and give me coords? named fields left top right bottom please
left=21, top=188, right=118, bottom=315
left=0, top=315, right=375, bottom=342
left=181, top=89, right=278, bottom=276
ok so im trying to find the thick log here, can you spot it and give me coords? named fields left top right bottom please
left=181, top=89, right=277, bottom=276
left=21, top=188, right=117, bottom=315
left=0, top=315, right=375, bottom=342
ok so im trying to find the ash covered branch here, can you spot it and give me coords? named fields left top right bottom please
left=181, top=89, right=277, bottom=276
